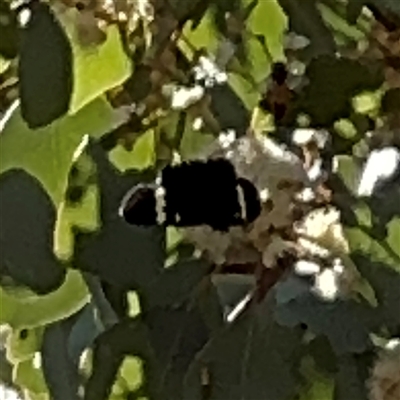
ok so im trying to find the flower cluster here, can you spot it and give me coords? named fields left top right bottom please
left=183, top=130, right=358, bottom=301
left=368, top=340, right=400, bottom=400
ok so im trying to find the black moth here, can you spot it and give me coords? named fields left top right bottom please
left=119, top=158, right=261, bottom=232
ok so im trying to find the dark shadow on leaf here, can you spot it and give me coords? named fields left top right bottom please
left=352, top=253, right=400, bottom=335
left=42, top=313, right=83, bottom=400
left=300, top=55, right=384, bottom=126
left=0, top=169, right=65, bottom=294
left=72, top=140, right=165, bottom=289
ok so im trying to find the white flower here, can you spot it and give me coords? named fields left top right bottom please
left=193, top=56, right=228, bottom=87
left=283, top=32, right=310, bottom=50
left=295, top=207, right=349, bottom=255
left=218, top=130, right=236, bottom=149
left=292, top=128, right=329, bottom=148
left=313, top=267, right=340, bottom=301
left=368, top=340, right=400, bottom=400
left=294, top=260, right=321, bottom=276
left=162, top=84, right=205, bottom=110
left=357, top=147, right=400, bottom=197
left=0, top=385, right=22, bottom=400
left=221, top=136, right=309, bottom=195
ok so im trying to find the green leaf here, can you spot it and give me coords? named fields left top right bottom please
left=345, top=227, right=400, bottom=272
left=387, top=217, right=400, bottom=260
left=0, top=269, right=89, bottom=329
left=335, top=155, right=361, bottom=194
left=298, top=356, right=334, bottom=400
left=73, top=141, right=164, bottom=289
left=67, top=303, right=103, bottom=365
left=58, top=9, right=131, bottom=114
left=6, top=327, right=43, bottom=364
left=208, top=84, right=250, bottom=135
left=274, top=283, right=374, bottom=354
left=0, top=0, right=19, bottom=59
left=109, top=130, right=156, bottom=172
left=18, top=2, right=73, bottom=128
left=276, top=0, right=336, bottom=56
left=84, top=318, right=152, bottom=400
left=0, top=169, right=65, bottom=293
left=246, top=0, right=287, bottom=61
left=301, top=55, right=384, bottom=126
left=353, top=254, right=400, bottom=334
left=146, top=305, right=210, bottom=400
left=0, top=97, right=126, bottom=206
left=185, top=293, right=303, bottom=400
left=141, top=259, right=211, bottom=310
left=41, top=316, right=81, bottom=400
left=333, top=354, right=371, bottom=400
left=13, top=358, right=49, bottom=395
left=118, top=356, right=144, bottom=392
left=211, top=273, right=256, bottom=312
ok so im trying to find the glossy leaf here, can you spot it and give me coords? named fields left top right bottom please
left=0, top=97, right=128, bottom=206
left=0, top=270, right=89, bottom=329
left=58, top=10, right=132, bottom=114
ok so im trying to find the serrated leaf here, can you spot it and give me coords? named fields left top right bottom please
left=41, top=316, right=81, bottom=400
left=0, top=97, right=126, bottom=206
left=73, top=141, right=164, bottom=289
left=0, top=169, right=65, bottom=293
left=18, top=2, right=73, bottom=128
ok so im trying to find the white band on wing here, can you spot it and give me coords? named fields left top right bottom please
left=236, top=184, right=246, bottom=221
left=155, top=186, right=166, bottom=225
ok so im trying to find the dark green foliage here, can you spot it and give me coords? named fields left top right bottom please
left=301, top=55, right=384, bottom=126
left=73, top=141, right=165, bottom=289
left=185, top=293, right=304, bottom=400
left=18, top=1, right=73, bottom=128
left=0, top=0, right=19, bottom=59
left=0, top=169, right=65, bottom=294
left=1, top=0, right=400, bottom=399
left=41, top=316, right=81, bottom=400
